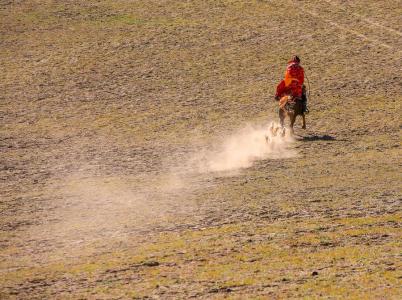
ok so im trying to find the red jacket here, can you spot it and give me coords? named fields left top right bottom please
left=285, top=61, right=304, bottom=86
left=276, top=61, right=304, bottom=98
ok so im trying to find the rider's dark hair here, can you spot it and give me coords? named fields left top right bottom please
left=292, top=55, right=300, bottom=63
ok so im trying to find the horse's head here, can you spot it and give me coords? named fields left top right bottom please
left=279, top=95, right=293, bottom=110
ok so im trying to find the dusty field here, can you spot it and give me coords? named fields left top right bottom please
left=1, top=0, right=401, bottom=298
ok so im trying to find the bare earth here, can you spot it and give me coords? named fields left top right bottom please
left=1, top=0, right=401, bottom=299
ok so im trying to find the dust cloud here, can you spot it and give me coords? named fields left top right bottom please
left=29, top=121, right=296, bottom=258
left=190, top=122, right=296, bottom=173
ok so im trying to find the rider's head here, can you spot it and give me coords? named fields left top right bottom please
left=291, top=55, right=300, bottom=63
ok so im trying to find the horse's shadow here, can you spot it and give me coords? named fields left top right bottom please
left=297, top=134, right=337, bottom=142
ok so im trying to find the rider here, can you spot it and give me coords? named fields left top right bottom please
left=275, top=55, right=308, bottom=113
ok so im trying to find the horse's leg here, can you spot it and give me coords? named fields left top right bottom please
left=279, top=109, right=285, bottom=128
left=290, top=113, right=296, bottom=135
left=302, top=113, right=306, bottom=129
left=279, top=109, right=287, bottom=137
left=270, top=122, right=277, bottom=136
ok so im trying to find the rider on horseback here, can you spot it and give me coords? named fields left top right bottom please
left=275, top=55, right=309, bottom=113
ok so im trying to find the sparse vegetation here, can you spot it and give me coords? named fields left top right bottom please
left=1, top=0, right=401, bottom=298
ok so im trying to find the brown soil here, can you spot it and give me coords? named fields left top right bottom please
left=1, top=0, right=401, bottom=298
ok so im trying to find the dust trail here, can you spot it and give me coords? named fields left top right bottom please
left=188, top=122, right=296, bottom=174
left=23, top=171, right=196, bottom=263
left=24, top=121, right=296, bottom=261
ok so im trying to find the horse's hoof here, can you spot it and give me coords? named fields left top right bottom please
left=302, top=125, right=306, bottom=129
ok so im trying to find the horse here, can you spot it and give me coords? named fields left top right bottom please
left=276, top=95, right=306, bottom=136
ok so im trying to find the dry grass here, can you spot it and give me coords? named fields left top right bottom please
left=1, top=0, right=401, bottom=298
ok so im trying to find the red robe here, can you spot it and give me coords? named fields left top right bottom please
left=276, top=61, right=304, bottom=98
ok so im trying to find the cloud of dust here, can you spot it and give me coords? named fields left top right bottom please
left=33, top=172, right=193, bottom=257
left=30, top=121, right=296, bottom=260
left=189, top=122, right=296, bottom=173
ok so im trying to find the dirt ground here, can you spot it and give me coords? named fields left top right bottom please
left=1, top=0, right=401, bottom=298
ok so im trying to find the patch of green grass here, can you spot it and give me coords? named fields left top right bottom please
left=1, top=212, right=400, bottom=297
left=106, top=15, right=147, bottom=25
left=103, top=14, right=193, bottom=27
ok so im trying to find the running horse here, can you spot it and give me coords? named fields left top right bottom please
left=274, top=95, right=306, bottom=136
